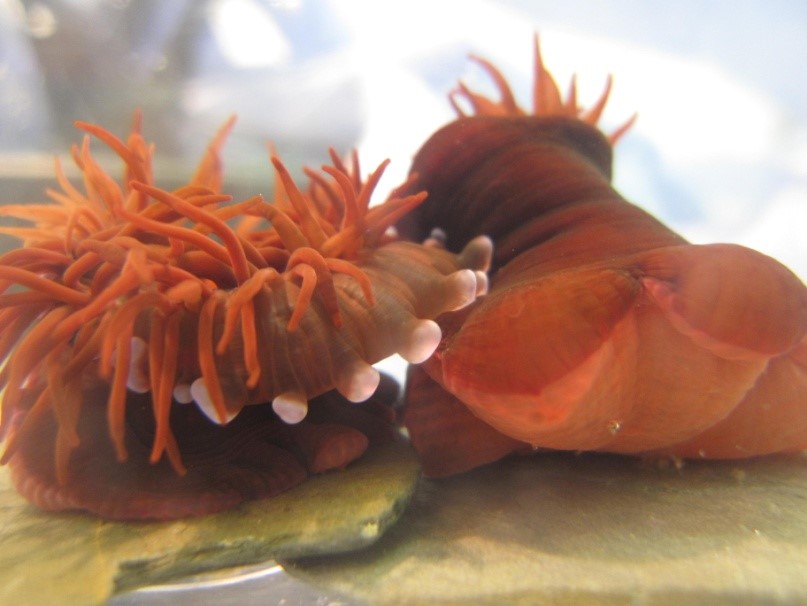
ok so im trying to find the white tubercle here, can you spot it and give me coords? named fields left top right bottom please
left=126, top=336, right=151, bottom=393
left=460, top=235, right=494, bottom=272
left=335, top=361, right=381, bottom=403
left=423, top=227, right=447, bottom=248
left=474, top=270, right=489, bottom=296
left=172, top=383, right=193, bottom=404
left=190, top=377, right=239, bottom=425
left=398, top=319, right=442, bottom=364
left=445, top=269, right=479, bottom=311
left=272, top=391, right=309, bottom=424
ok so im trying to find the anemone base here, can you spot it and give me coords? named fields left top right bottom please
left=6, top=376, right=399, bottom=520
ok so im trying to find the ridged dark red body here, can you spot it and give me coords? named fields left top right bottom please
left=400, top=114, right=807, bottom=476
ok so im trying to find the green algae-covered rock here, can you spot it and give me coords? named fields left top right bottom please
left=0, top=439, right=419, bottom=605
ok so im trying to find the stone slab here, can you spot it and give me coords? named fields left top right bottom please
left=0, top=439, right=420, bottom=605
left=285, top=451, right=807, bottom=605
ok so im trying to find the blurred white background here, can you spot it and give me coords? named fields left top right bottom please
left=1, top=0, right=805, bottom=280
left=1, top=3, right=805, bottom=601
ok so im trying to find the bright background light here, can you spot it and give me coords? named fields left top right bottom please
left=1, top=0, right=805, bottom=282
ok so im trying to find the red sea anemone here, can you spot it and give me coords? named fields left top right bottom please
left=400, top=37, right=807, bottom=476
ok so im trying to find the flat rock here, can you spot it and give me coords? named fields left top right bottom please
left=0, top=439, right=420, bottom=605
left=285, top=451, right=807, bottom=605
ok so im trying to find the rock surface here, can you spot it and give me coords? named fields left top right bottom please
left=0, top=439, right=420, bottom=605
left=285, top=451, right=807, bottom=605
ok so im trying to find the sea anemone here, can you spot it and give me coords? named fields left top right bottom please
left=0, top=113, right=490, bottom=519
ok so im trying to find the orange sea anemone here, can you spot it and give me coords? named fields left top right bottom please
left=0, top=114, right=490, bottom=519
